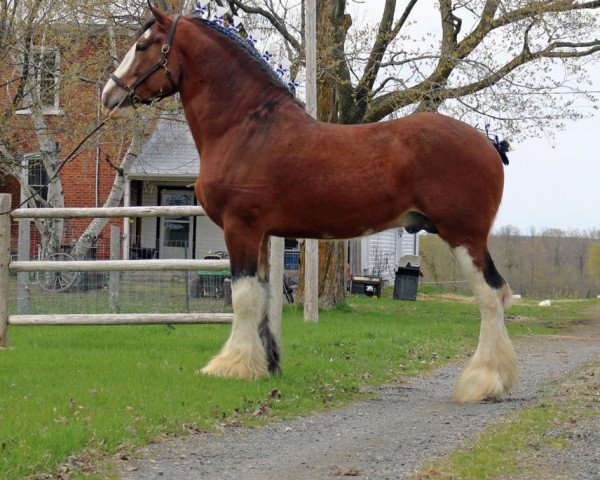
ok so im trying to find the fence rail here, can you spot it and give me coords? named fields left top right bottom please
left=10, top=259, right=230, bottom=272
left=0, top=194, right=244, bottom=348
left=9, top=313, right=233, bottom=326
left=10, top=205, right=206, bottom=219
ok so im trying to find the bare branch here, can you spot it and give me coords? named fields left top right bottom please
left=228, top=0, right=302, bottom=53
left=352, top=0, right=419, bottom=119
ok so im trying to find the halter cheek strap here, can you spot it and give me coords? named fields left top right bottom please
left=111, top=14, right=181, bottom=104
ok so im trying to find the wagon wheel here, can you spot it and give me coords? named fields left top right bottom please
left=37, top=252, right=79, bottom=292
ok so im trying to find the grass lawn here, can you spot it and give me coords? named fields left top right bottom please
left=0, top=291, right=595, bottom=478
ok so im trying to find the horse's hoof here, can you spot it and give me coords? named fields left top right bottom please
left=453, top=361, right=517, bottom=403
left=198, top=349, right=269, bottom=380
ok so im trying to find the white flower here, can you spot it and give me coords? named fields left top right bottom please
left=194, top=3, right=208, bottom=17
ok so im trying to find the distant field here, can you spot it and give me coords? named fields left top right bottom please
left=1, top=291, right=595, bottom=479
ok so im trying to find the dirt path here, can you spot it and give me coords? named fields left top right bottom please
left=121, top=317, right=599, bottom=480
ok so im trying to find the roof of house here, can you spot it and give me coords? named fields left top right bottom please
left=128, top=112, right=199, bottom=181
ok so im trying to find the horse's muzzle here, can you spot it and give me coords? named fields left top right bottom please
left=101, top=93, right=131, bottom=118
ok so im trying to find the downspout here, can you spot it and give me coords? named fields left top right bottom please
left=95, top=84, right=101, bottom=207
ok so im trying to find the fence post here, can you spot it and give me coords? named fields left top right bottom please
left=109, top=225, right=121, bottom=313
left=17, top=209, right=30, bottom=315
left=268, top=236, right=284, bottom=343
left=0, top=194, right=12, bottom=347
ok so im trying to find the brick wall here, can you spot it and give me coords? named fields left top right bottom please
left=1, top=26, right=137, bottom=260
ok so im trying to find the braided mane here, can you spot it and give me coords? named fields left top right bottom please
left=192, top=16, right=294, bottom=97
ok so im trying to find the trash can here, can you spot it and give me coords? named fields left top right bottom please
left=195, top=269, right=231, bottom=298
left=350, top=275, right=382, bottom=298
left=393, top=255, right=421, bottom=301
left=192, top=252, right=230, bottom=298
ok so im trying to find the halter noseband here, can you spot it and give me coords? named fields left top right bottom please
left=111, top=14, right=181, bottom=104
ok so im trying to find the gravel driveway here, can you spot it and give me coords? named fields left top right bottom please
left=121, top=317, right=599, bottom=480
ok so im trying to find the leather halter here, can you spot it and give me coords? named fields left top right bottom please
left=111, top=14, right=181, bottom=104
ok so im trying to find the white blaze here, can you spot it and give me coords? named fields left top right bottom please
left=101, top=42, right=137, bottom=102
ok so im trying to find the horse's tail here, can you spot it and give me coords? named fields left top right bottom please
left=492, top=138, right=510, bottom=166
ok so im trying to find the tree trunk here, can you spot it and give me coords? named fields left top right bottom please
left=317, top=240, right=347, bottom=308
left=28, top=74, right=64, bottom=258
left=70, top=25, right=149, bottom=260
left=298, top=0, right=349, bottom=308
left=70, top=112, right=148, bottom=259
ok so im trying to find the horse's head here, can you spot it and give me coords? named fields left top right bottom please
left=101, top=5, right=183, bottom=116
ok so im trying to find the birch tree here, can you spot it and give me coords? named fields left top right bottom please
left=0, top=0, right=155, bottom=259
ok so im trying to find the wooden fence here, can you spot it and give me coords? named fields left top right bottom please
left=0, top=193, right=284, bottom=347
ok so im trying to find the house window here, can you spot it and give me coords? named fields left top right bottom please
left=17, top=46, right=61, bottom=114
left=284, top=238, right=300, bottom=270
left=25, top=154, right=49, bottom=206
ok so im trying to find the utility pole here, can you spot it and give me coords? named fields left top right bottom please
left=304, top=0, right=319, bottom=322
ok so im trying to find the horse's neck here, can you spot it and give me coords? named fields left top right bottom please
left=178, top=29, right=304, bottom=152
left=180, top=80, right=296, bottom=144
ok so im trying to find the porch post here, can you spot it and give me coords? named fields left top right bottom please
left=109, top=225, right=121, bottom=313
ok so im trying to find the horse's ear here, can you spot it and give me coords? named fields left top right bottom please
left=148, top=2, right=171, bottom=29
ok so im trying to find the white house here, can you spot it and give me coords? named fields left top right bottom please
left=359, top=229, right=419, bottom=283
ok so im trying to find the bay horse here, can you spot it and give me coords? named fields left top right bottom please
left=101, top=6, right=516, bottom=403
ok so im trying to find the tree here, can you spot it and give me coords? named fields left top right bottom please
left=217, top=0, right=600, bottom=306
left=495, top=224, right=521, bottom=277
left=420, top=233, right=465, bottom=291
left=1, top=0, right=66, bottom=257
left=0, top=0, right=157, bottom=259
left=588, top=243, right=600, bottom=281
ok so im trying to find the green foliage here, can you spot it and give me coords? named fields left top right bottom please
left=420, top=232, right=600, bottom=298
left=587, top=242, right=600, bottom=279
left=419, top=234, right=466, bottom=293
left=427, top=404, right=566, bottom=479
left=0, top=295, right=595, bottom=478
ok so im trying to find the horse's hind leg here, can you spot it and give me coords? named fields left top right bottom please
left=200, top=227, right=270, bottom=380
left=452, top=244, right=516, bottom=403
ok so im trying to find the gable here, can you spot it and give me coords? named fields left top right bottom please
left=128, top=112, right=199, bottom=181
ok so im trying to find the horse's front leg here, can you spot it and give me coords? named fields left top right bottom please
left=257, top=237, right=281, bottom=375
left=200, top=228, right=271, bottom=380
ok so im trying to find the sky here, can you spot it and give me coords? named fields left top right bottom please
left=347, top=0, right=600, bottom=234
left=495, top=112, right=600, bottom=233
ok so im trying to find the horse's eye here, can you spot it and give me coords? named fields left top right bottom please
left=136, top=43, right=148, bottom=52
